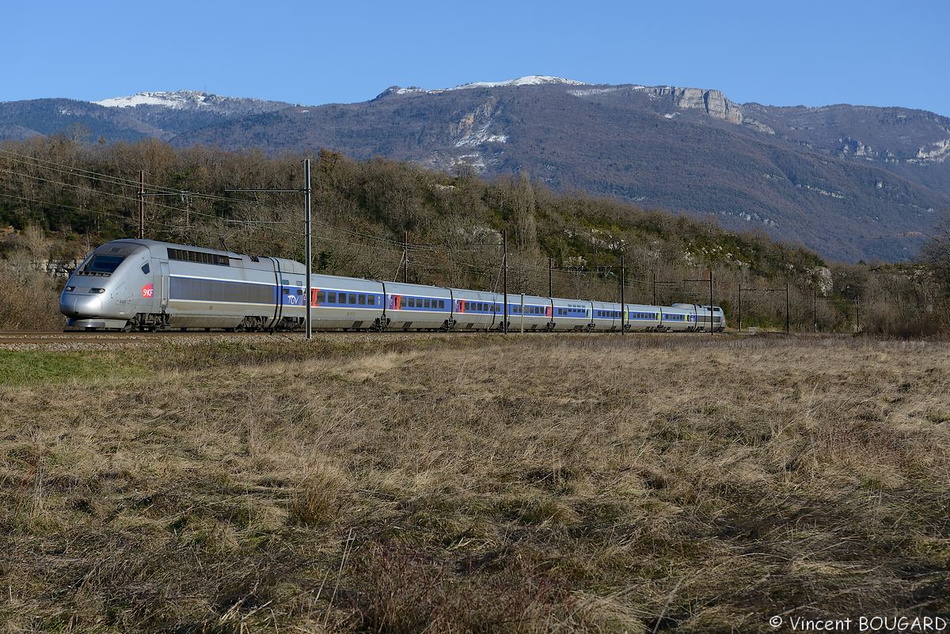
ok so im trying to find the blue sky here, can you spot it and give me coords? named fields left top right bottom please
left=6, top=0, right=948, bottom=116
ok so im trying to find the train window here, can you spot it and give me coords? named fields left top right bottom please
left=141, top=263, right=150, bottom=275
left=368, top=295, right=376, bottom=306
left=348, top=294, right=357, bottom=304
left=423, top=299, right=430, bottom=309
left=168, top=247, right=230, bottom=266
left=83, top=255, right=124, bottom=275
left=327, top=293, right=336, bottom=304
left=358, top=294, right=366, bottom=305
left=317, top=291, right=326, bottom=303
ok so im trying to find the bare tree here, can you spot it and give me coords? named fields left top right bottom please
left=920, top=210, right=950, bottom=294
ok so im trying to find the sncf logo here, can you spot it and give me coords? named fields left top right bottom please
left=141, top=284, right=154, bottom=298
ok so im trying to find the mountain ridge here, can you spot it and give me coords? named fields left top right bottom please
left=2, top=79, right=948, bottom=262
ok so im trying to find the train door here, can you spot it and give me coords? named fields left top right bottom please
left=159, top=261, right=170, bottom=311
left=271, top=258, right=284, bottom=328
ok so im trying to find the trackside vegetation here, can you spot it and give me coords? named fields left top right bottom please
left=1, top=137, right=948, bottom=334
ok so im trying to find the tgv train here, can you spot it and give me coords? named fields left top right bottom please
left=60, top=239, right=726, bottom=333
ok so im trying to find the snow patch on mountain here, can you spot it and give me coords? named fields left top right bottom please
left=95, top=91, right=221, bottom=109
left=451, top=76, right=588, bottom=90
left=378, top=77, right=590, bottom=99
left=93, top=91, right=291, bottom=116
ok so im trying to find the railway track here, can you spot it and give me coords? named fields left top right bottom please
left=0, top=329, right=299, bottom=349
left=0, top=329, right=482, bottom=349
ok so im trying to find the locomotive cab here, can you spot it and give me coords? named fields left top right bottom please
left=60, top=241, right=158, bottom=330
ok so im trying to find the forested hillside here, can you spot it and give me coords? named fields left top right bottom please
left=4, top=81, right=950, bottom=263
left=0, top=136, right=945, bottom=334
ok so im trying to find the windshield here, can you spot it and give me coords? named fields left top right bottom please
left=82, top=255, right=125, bottom=275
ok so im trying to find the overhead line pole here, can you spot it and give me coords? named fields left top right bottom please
left=684, top=271, right=715, bottom=333
left=620, top=254, right=625, bottom=335
left=304, top=159, right=312, bottom=340
left=503, top=230, right=509, bottom=334
left=548, top=258, right=553, bottom=298
left=404, top=231, right=410, bottom=283
left=139, top=171, right=145, bottom=239
left=137, top=169, right=194, bottom=240
left=226, top=158, right=314, bottom=340
left=737, top=284, right=789, bottom=333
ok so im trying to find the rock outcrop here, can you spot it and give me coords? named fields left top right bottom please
left=671, top=87, right=743, bottom=124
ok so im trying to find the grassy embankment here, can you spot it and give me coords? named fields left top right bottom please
left=1, top=334, right=948, bottom=632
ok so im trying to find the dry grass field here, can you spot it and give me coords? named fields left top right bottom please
left=0, top=333, right=948, bottom=633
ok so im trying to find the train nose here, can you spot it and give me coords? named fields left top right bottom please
left=60, top=293, right=103, bottom=317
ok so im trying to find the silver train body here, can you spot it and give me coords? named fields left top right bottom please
left=60, top=239, right=726, bottom=333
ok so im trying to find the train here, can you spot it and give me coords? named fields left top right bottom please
left=59, top=239, right=726, bottom=333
